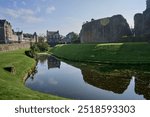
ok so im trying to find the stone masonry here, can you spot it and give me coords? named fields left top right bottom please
left=147, top=0, right=150, bottom=9
left=134, top=0, right=150, bottom=38
left=0, top=43, right=30, bottom=52
left=0, top=20, right=13, bottom=44
left=80, top=15, right=132, bottom=43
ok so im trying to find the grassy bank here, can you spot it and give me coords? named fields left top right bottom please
left=0, top=49, right=65, bottom=99
left=51, top=42, right=150, bottom=64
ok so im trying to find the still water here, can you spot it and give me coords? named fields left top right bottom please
left=25, top=55, right=150, bottom=100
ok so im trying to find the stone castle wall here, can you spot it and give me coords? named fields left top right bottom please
left=134, top=13, right=143, bottom=36
left=147, top=0, right=150, bottom=9
left=0, top=43, right=30, bottom=52
left=134, top=0, right=150, bottom=38
left=80, top=15, right=132, bottom=43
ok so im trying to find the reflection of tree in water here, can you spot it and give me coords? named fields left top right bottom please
left=37, top=55, right=49, bottom=64
left=135, top=76, right=150, bottom=100
left=82, top=68, right=131, bottom=94
left=47, top=56, right=61, bottom=69
left=30, top=67, right=38, bottom=81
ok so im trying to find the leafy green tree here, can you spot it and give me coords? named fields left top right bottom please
left=30, top=42, right=49, bottom=52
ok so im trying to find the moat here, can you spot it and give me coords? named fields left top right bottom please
left=25, top=55, right=150, bottom=100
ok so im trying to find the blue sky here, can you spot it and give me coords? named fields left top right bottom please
left=0, top=0, right=146, bottom=36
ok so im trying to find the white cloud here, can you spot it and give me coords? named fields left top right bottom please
left=20, top=9, right=34, bottom=15
left=46, top=6, right=55, bottom=14
left=22, top=15, right=43, bottom=23
left=5, top=8, right=19, bottom=18
left=0, top=8, right=43, bottom=23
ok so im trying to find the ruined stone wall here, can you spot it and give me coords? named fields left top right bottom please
left=134, top=2, right=150, bottom=39
left=142, top=9, right=150, bottom=35
left=147, top=0, right=150, bottom=9
left=134, top=13, right=143, bottom=36
left=134, top=12, right=149, bottom=37
left=80, top=15, right=132, bottom=43
left=0, top=43, right=30, bottom=52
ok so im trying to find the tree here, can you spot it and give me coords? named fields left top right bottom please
left=30, top=42, right=49, bottom=52
left=65, top=32, right=80, bottom=44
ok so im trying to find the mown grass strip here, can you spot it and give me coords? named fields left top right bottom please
left=51, top=42, right=150, bottom=64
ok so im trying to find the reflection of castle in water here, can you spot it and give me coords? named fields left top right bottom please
left=135, top=77, right=150, bottom=100
left=81, top=67, right=150, bottom=99
left=81, top=69, right=131, bottom=94
left=47, top=56, right=61, bottom=69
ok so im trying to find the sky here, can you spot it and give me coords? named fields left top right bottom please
left=0, top=0, right=146, bottom=36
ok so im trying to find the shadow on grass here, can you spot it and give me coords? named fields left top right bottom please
left=4, top=66, right=16, bottom=74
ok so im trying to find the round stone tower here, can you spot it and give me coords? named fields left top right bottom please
left=146, top=0, right=150, bottom=9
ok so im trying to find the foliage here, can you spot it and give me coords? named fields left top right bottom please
left=66, top=32, right=80, bottom=44
left=31, top=42, right=49, bottom=52
left=72, top=33, right=80, bottom=43
left=38, top=36, right=46, bottom=43
left=25, top=50, right=34, bottom=58
left=72, top=39, right=80, bottom=43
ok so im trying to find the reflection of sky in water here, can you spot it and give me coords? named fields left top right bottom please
left=25, top=56, right=147, bottom=100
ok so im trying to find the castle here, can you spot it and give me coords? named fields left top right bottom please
left=0, top=19, right=38, bottom=44
left=80, top=15, right=132, bottom=43
left=80, top=0, right=150, bottom=43
left=134, top=0, right=150, bottom=39
left=147, top=0, right=150, bottom=9
left=0, top=20, right=14, bottom=43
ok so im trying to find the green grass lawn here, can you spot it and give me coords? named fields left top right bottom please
left=51, top=42, right=150, bottom=64
left=1, top=42, right=149, bottom=99
left=0, top=49, right=65, bottom=100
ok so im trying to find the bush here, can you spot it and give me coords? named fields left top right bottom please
left=72, top=38, right=81, bottom=43
left=30, top=42, right=49, bottom=52
left=25, top=50, right=34, bottom=58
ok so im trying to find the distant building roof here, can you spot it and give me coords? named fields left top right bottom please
left=0, top=19, right=11, bottom=26
left=0, top=20, right=6, bottom=24
left=47, top=30, right=59, bottom=36
left=23, top=33, right=34, bottom=38
left=16, top=31, right=23, bottom=35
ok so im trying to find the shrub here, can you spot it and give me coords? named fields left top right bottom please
left=25, top=50, right=34, bottom=58
left=30, top=42, right=49, bottom=52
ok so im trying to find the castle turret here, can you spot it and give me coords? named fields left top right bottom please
left=134, top=0, right=150, bottom=40
left=146, top=0, right=150, bottom=9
